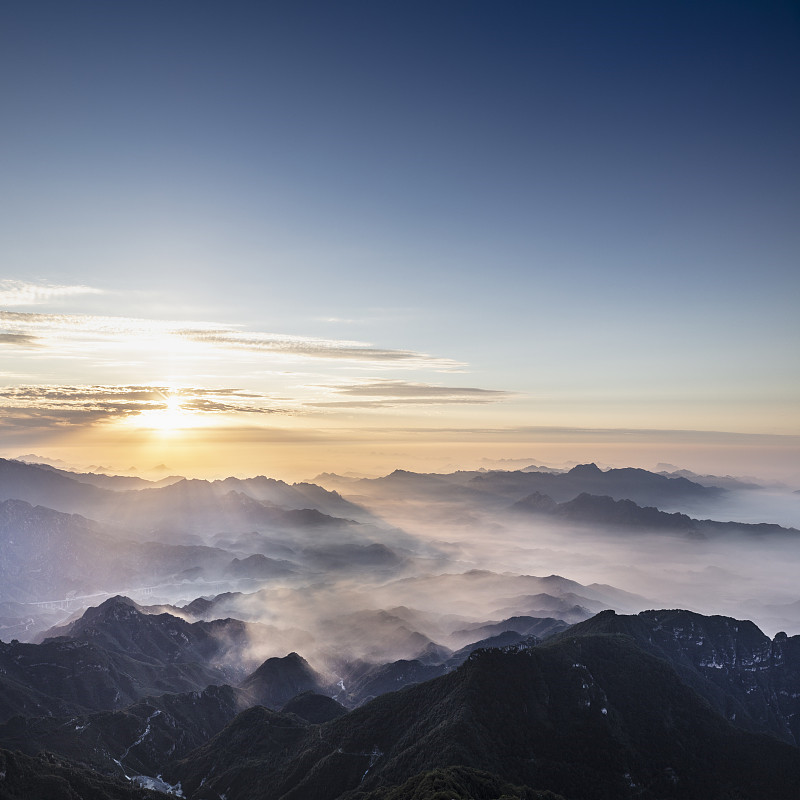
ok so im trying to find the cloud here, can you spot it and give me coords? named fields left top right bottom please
left=306, top=379, right=513, bottom=408
left=0, top=280, right=105, bottom=307
left=0, top=333, right=41, bottom=348
left=0, top=385, right=289, bottom=431
left=0, top=311, right=463, bottom=368
left=176, top=329, right=463, bottom=368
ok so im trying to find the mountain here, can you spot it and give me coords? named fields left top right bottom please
left=449, top=615, right=569, bottom=647
left=0, top=458, right=368, bottom=542
left=0, top=683, right=242, bottom=779
left=336, top=658, right=446, bottom=707
left=658, top=469, right=764, bottom=490
left=512, top=491, right=800, bottom=537
left=468, top=462, right=724, bottom=507
left=281, top=691, right=347, bottom=724
left=371, top=569, right=649, bottom=621
left=23, top=461, right=183, bottom=491
left=0, top=458, right=112, bottom=514
left=216, top=475, right=378, bottom=523
left=554, top=608, right=800, bottom=745
left=337, top=463, right=724, bottom=509
left=0, top=747, right=167, bottom=799
left=0, top=597, right=265, bottom=722
left=239, top=652, right=328, bottom=708
left=166, top=630, right=800, bottom=800
left=0, top=499, right=241, bottom=604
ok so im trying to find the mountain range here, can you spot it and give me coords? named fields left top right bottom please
left=4, top=598, right=800, bottom=798
left=1, top=457, right=799, bottom=798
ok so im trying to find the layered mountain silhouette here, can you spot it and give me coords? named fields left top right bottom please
left=555, top=608, right=800, bottom=745
left=0, top=596, right=266, bottom=721
left=3, top=603, right=800, bottom=798
left=165, top=624, right=800, bottom=800
left=2, top=457, right=800, bottom=798
left=329, top=462, right=725, bottom=509
left=0, top=459, right=370, bottom=540
left=512, top=491, right=800, bottom=537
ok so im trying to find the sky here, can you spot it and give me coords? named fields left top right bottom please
left=1, top=0, right=798, bottom=481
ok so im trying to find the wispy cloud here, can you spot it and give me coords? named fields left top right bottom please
left=307, top=379, right=513, bottom=408
left=177, top=328, right=462, bottom=367
left=0, top=385, right=289, bottom=431
left=0, top=280, right=105, bottom=307
left=0, top=311, right=463, bottom=368
left=0, top=333, right=41, bottom=348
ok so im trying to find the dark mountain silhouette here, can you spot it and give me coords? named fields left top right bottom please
left=554, top=608, right=800, bottom=745
left=281, top=691, right=347, bottom=723
left=513, top=491, right=800, bottom=537
left=0, top=747, right=165, bottom=799
left=167, top=628, right=800, bottom=800
left=470, top=462, right=724, bottom=507
left=0, top=597, right=264, bottom=721
left=224, top=553, right=296, bottom=579
left=239, top=652, right=327, bottom=708
left=300, top=541, right=403, bottom=571
left=450, top=615, right=568, bottom=646
left=0, top=683, right=242, bottom=779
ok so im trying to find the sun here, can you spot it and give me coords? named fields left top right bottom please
left=131, top=392, right=194, bottom=433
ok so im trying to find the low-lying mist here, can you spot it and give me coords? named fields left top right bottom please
left=3, top=457, right=799, bottom=677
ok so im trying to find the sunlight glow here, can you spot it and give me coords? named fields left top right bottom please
left=131, top=392, right=194, bottom=433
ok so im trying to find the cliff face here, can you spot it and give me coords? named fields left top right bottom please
left=558, top=608, right=800, bottom=744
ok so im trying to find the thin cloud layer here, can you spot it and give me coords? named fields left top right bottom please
left=176, top=328, right=462, bottom=367
left=308, top=379, right=513, bottom=408
left=0, top=311, right=462, bottom=368
left=0, top=280, right=105, bottom=306
left=0, top=333, right=41, bottom=348
left=0, top=385, right=287, bottom=431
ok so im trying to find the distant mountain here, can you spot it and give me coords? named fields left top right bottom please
left=224, top=553, right=296, bottom=579
left=656, top=467, right=763, bottom=490
left=512, top=491, right=800, bottom=537
left=0, top=458, right=369, bottom=541
left=0, top=458, right=112, bottom=513
left=449, top=615, right=568, bottom=647
left=376, top=569, right=649, bottom=620
left=325, top=463, right=726, bottom=519
left=167, top=626, right=800, bottom=800
left=0, top=499, right=238, bottom=603
left=471, top=462, right=725, bottom=507
left=216, top=475, right=378, bottom=522
left=24, top=461, right=183, bottom=491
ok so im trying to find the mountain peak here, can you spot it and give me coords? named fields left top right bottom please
left=80, top=595, right=142, bottom=624
left=567, top=463, right=603, bottom=475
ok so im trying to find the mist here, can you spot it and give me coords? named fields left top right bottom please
left=2, top=457, right=800, bottom=685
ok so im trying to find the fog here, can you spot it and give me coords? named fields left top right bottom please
left=2, top=458, right=800, bottom=679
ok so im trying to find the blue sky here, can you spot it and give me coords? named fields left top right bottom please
left=1, top=1, right=798, bottom=479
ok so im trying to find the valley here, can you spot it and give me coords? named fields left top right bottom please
left=1, top=457, right=799, bottom=798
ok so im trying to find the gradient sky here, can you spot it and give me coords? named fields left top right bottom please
left=1, top=1, right=798, bottom=480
